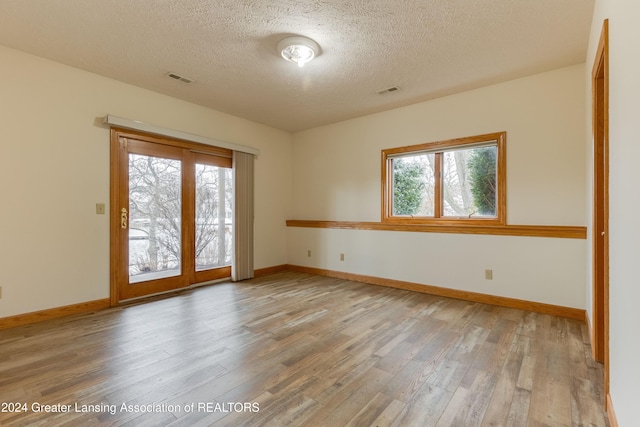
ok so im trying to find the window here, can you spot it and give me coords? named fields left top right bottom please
left=382, top=132, right=506, bottom=225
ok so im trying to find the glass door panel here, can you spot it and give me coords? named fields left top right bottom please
left=128, top=153, right=182, bottom=283
left=116, top=136, right=188, bottom=301
left=195, top=163, right=233, bottom=271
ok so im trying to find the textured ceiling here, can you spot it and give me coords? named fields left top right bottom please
left=0, top=0, right=594, bottom=132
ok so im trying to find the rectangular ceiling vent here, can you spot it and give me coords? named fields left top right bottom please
left=376, top=86, right=400, bottom=95
left=167, top=72, right=193, bottom=84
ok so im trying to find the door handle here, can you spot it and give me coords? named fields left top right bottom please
left=121, top=208, right=128, bottom=229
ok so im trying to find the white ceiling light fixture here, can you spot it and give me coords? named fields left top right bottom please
left=277, top=36, right=321, bottom=68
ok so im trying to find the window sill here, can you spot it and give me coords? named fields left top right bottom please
left=383, top=216, right=505, bottom=227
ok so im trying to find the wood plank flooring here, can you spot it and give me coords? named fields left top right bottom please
left=0, top=272, right=608, bottom=426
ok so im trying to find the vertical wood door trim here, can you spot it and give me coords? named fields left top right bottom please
left=109, top=129, right=121, bottom=306
left=183, top=149, right=196, bottom=286
left=591, top=19, right=609, bottom=399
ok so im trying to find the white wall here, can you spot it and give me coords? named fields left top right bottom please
left=289, top=65, right=587, bottom=308
left=292, top=65, right=587, bottom=226
left=288, top=228, right=586, bottom=308
left=0, top=45, right=292, bottom=318
left=586, top=1, right=640, bottom=424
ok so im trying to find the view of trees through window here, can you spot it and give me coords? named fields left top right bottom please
left=392, top=145, right=497, bottom=218
left=128, top=154, right=232, bottom=282
left=195, top=163, right=233, bottom=271
left=392, top=153, right=434, bottom=216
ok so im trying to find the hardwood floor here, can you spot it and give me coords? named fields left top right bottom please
left=0, top=272, right=608, bottom=426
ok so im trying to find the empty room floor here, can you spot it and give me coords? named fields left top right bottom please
left=0, top=272, right=608, bottom=426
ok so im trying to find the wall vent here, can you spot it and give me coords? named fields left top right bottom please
left=376, top=86, right=400, bottom=95
left=167, top=72, right=194, bottom=84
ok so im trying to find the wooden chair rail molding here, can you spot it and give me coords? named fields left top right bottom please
left=286, top=220, right=587, bottom=239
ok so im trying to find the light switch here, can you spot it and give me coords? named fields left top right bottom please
left=96, top=203, right=106, bottom=215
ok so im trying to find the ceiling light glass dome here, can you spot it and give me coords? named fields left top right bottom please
left=277, top=36, right=321, bottom=67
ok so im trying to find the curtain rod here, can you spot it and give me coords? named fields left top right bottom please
left=103, top=114, right=260, bottom=156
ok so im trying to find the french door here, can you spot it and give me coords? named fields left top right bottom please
left=110, top=129, right=232, bottom=302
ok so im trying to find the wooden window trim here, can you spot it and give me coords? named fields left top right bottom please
left=382, top=132, right=506, bottom=226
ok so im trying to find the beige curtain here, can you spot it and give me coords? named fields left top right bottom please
left=232, top=151, right=255, bottom=281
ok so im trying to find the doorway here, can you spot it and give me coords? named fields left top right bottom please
left=110, top=129, right=232, bottom=303
left=591, top=19, right=609, bottom=396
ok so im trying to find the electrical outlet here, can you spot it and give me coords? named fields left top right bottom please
left=96, top=203, right=106, bottom=215
left=0, top=286, right=3, bottom=298
left=307, top=250, right=311, bottom=257
left=340, top=253, right=345, bottom=261
left=485, top=269, right=493, bottom=280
